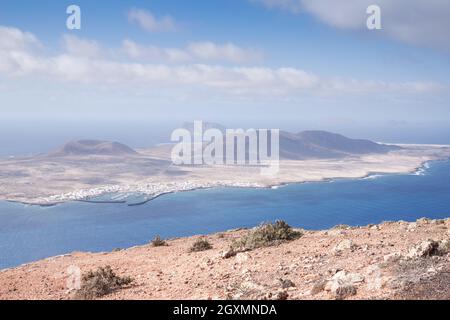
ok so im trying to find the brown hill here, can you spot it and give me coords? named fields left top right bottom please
left=50, top=140, right=138, bottom=157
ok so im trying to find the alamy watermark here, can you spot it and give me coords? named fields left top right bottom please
left=367, top=4, right=382, bottom=30
left=66, top=4, right=382, bottom=31
left=66, top=5, right=81, bottom=30
left=170, top=121, right=280, bottom=176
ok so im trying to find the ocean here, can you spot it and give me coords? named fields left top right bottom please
left=1, top=160, right=450, bottom=269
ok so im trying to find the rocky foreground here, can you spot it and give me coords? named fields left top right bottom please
left=1, top=218, right=449, bottom=300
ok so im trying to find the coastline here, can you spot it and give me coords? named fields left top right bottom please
left=5, top=156, right=443, bottom=208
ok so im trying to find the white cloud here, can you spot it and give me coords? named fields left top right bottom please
left=252, top=0, right=450, bottom=51
left=63, top=35, right=104, bottom=59
left=187, top=42, right=262, bottom=63
left=121, top=40, right=261, bottom=64
left=0, top=25, right=40, bottom=50
left=0, top=26, right=446, bottom=97
left=121, top=39, right=191, bottom=63
left=127, top=8, right=177, bottom=32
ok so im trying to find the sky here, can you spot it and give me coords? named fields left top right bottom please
left=1, top=0, right=450, bottom=152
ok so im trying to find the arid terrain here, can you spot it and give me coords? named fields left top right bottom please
left=1, top=217, right=449, bottom=300
left=1, top=143, right=450, bottom=205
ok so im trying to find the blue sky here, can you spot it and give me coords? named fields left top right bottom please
left=0, top=0, right=450, bottom=148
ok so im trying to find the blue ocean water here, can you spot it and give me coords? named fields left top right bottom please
left=1, top=160, right=450, bottom=269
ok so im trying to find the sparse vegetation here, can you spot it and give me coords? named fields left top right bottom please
left=335, top=284, right=357, bottom=300
left=279, top=278, right=296, bottom=289
left=75, top=266, right=133, bottom=300
left=151, top=235, right=167, bottom=247
left=189, top=238, right=213, bottom=252
left=228, top=220, right=302, bottom=255
left=438, top=238, right=450, bottom=255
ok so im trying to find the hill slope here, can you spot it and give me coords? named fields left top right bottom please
left=280, top=130, right=400, bottom=160
left=175, top=122, right=401, bottom=160
left=0, top=218, right=448, bottom=300
left=50, top=140, right=138, bottom=157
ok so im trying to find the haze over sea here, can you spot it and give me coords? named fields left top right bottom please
left=2, top=120, right=450, bottom=156
left=1, top=159, right=450, bottom=269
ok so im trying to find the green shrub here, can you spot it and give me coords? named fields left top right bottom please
left=230, top=220, right=302, bottom=253
left=151, top=235, right=167, bottom=247
left=189, top=238, right=213, bottom=252
left=75, top=266, right=133, bottom=300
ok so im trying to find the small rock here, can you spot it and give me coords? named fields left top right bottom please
left=427, top=267, right=437, bottom=275
left=417, top=218, right=430, bottom=225
left=438, top=238, right=450, bottom=254
left=383, top=252, right=401, bottom=263
left=333, top=239, right=356, bottom=253
left=310, top=279, right=327, bottom=295
left=327, top=229, right=345, bottom=237
left=236, top=253, right=249, bottom=263
left=276, top=291, right=289, bottom=300
left=325, top=271, right=364, bottom=299
left=406, top=240, right=440, bottom=259
left=221, top=249, right=236, bottom=259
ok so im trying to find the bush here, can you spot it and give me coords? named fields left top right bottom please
left=230, top=220, right=302, bottom=253
left=75, top=266, right=133, bottom=300
left=189, top=238, right=213, bottom=252
left=438, top=238, right=450, bottom=255
left=151, top=235, right=167, bottom=247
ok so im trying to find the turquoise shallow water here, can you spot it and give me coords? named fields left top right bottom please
left=1, top=160, right=450, bottom=269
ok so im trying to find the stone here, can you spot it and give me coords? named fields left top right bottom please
left=438, top=238, right=450, bottom=254
left=236, top=253, right=249, bottom=263
left=406, top=223, right=417, bottom=232
left=325, top=271, right=364, bottom=299
left=276, top=291, right=289, bottom=300
left=333, top=239, right=356, bottom=253
left=221, top=249, right=236, bottom=259
left=417, top=218, right=430, bottom=225
left=327, top=229, right=345, bottom=237
left=406, top=240, right=440, bottom=259
left=310, top=279, right=327, bottom=295
left=383, top=252, right=401, bottom=263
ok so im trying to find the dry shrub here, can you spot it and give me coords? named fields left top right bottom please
left=151, top=235, right=167, bottom=247
left=230, top=220, right=302, bottom=253
left=189, top=238, right=213, bottom=252
left=75, top=266, right=133, bottom=300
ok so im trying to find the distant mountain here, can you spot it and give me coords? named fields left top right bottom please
left=279, top=130, right=401, bottom=160
left=50, top=140, right=138, bottom=157
left=177, top=122, right=401, bottom=160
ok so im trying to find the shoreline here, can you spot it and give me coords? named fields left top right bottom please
left=4, top=157, right=442, bottom=208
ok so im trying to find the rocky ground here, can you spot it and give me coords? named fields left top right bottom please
left=0, top=218, right=449, bottom=300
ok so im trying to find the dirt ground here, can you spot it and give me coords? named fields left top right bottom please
left=1, top=217, right=449, bottom=300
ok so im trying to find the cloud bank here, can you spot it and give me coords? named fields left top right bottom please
left=0, top=26, right=446, bottom=97
left=121, top=40, right=262, bottom=64
left=253, top=0, right=450, bottom=51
